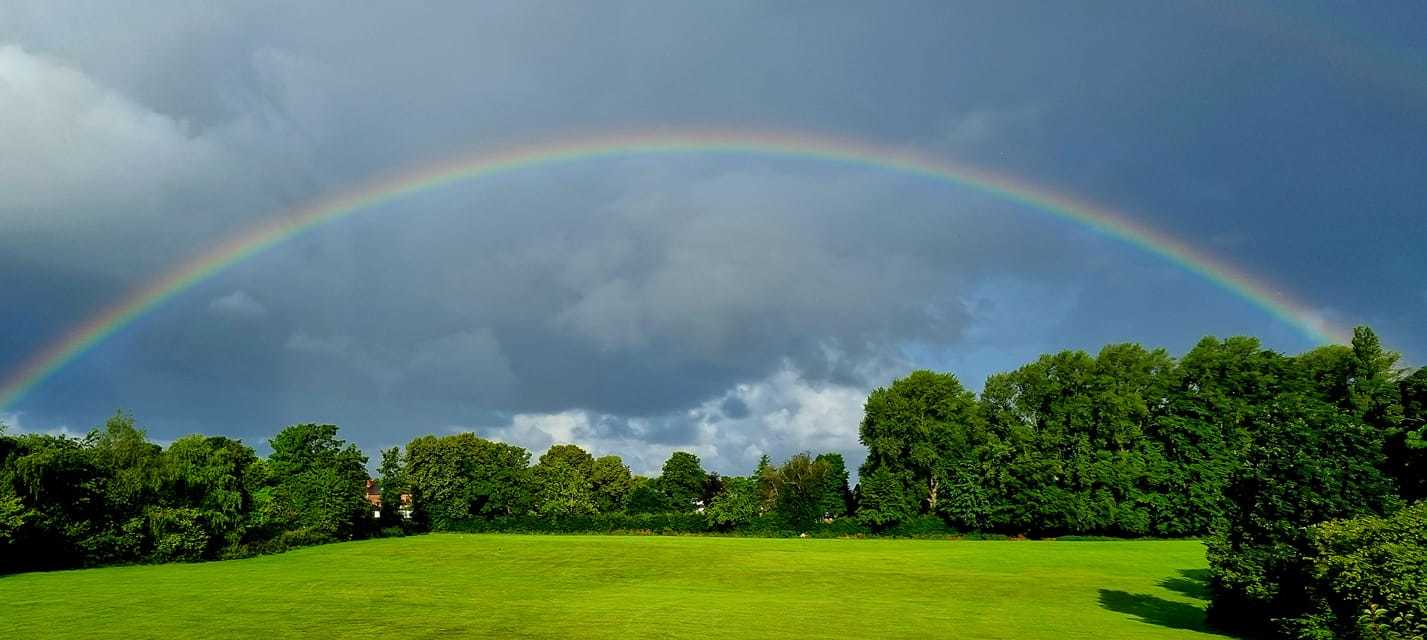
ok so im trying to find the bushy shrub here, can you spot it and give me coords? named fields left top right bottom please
left=1286, top=503, right=1427, bottom=640
left=147, top=507, right=212, bottom=562
left=884, top=514, right=955, bottom=538
left=1206, top=394, right=1395, bottom=633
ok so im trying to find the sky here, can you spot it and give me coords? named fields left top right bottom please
left=1, top=1, right=1424, bottom=476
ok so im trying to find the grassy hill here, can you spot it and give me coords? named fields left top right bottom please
left=0, top=535, right=1233, bottom=639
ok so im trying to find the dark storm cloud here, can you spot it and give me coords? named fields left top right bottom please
left=2, top=2, right=1424, bottom=474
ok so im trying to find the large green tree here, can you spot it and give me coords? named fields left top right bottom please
left=814, top=452, right=854, bottom=518
left=858, top=370, right=982, bottom=526
left=979, top=353, right=1099, bottom=534
left=264, top=424, right=370, bottom=540
left=86, top=412, right=164, bottom=562
left=538, top=444, right=596, bottom=479
left=1145, top=336, right=1290, bottom=536
left=404, top=433, right=531, bottom=527
left=854, top=467, right=913, bottom=530
left=159, top=434, right=259, bottom=558
left=773, top=453, right=832, bottom=530
left=657, top=452, right=708, bottom=512
left=532, top=461, right=597, bottom=518
left=531, top=444, right=597, bottom=518
left=1206, top=392, right=1397, bottom=634
left=704, top=476, right=760, bottom=530
left=625, top=476, right=670, bottom=514
left=590, top=455, right=633, bottom=513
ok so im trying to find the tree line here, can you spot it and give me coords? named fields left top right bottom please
left=2, top=326, right=1423, bottom=637
left=0, top=421, right=372, bottom=573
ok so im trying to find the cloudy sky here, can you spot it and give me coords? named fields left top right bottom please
left=2, top=1, right=1424, bottom=475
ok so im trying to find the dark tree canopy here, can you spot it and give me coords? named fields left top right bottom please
left=657, top=452, right=708, bottom=512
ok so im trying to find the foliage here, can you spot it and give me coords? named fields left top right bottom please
left=754, top=454, right=778, bottom=512
left=404, top=433, right=532, bottom=528
left=590, top=455, right=633, bottom=513
left=770, top=453, right=832, bottom=530
left=704, top=476, right=760, bottom=530
left=538, top=444, right=596, bottom=478
left=1285, top=503, right=1427, bottom=640
left=532, top=460, right=597, bottom=518
left=657, top=451, right=708, bottom=512
left=0, top=416, right=375, bottom=574
left=377, top=447, right=406, bottom=526
left=265, top=424, right=370, bottom=540
left=445, top=512, right=710, bottom=535
left=625, top=477, right=672, bottom=515
left=814, top=452, right=854, bottom=518
left=1389, top=368, right=1427, bottom=502
left=1205, top=393, right=1397, bottom=634
left=858, top=370, right=982, bottom=523
left=855, top=467, right=914, bottom=530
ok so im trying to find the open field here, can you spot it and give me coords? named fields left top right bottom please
left=0, top=534, right=1233, bottom=639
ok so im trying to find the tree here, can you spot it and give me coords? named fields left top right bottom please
left=754, top=454, right=778, bottom=513
left=160, top=434, right=259, bottom=555
left=815, top=453, right=854, bottom=518
left=590, top=456, right=633, bottom=513
left=377, top=447, right=406, bottom=526
left=625, top=476, right=670, bottom=514
left=87, top=412, right=163, bottom=562
left=701, top=472, right=726, bottom=511
left=532, top=461, right=596, bottom=518
left=657, top=452, right=707, bottom=512
left=1392, top=368, right=1427, bottom=501
left=530, top=444, right=597, bottom=518
left=1145, top=336, right=1290, bottom=536
left=774, top=453, right=832, bottom=530
left=855, top=467, right=914, bottom=530
left=538, top=444, right=595, bottom=479
left=1347, top=326, right=1403, bottom=429
left=265, top=424, right=370, bottom=540
left=1206, top=393, right=1397, bottom=634
left=0, top=432, right=101, bottom=572
left=858, top=370, right=982, bottom=523
left=404, top=433, right=532, bottom=528
left=705, top=477, right=760, bottom=530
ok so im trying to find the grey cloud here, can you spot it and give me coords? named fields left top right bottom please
left=3, top=1, right=1422, bottom=460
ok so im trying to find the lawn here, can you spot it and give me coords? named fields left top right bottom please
left=0, top=534, right=1233, bottom=639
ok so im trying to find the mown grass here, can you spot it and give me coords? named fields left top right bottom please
left=0, top=534, right=1234, bottom=639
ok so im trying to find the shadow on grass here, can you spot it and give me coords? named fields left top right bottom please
left=1160, top=568, right=1211, bottom=600
left=1099, top=569, right=1233, bottom=636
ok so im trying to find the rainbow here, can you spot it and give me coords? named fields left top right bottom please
left=0, top=128, right=1348, bottom=411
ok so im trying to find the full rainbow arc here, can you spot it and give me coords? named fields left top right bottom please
left=0, top=128, right=1348, bottom=411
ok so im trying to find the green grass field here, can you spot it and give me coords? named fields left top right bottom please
left=0, top=534, right=1234, bottom=639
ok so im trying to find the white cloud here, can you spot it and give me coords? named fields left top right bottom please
left=0, top=412, right=83, bottom=438
left=209, top=290, right=268, bottom=319
left=470, top=362, right=869, bottom=477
